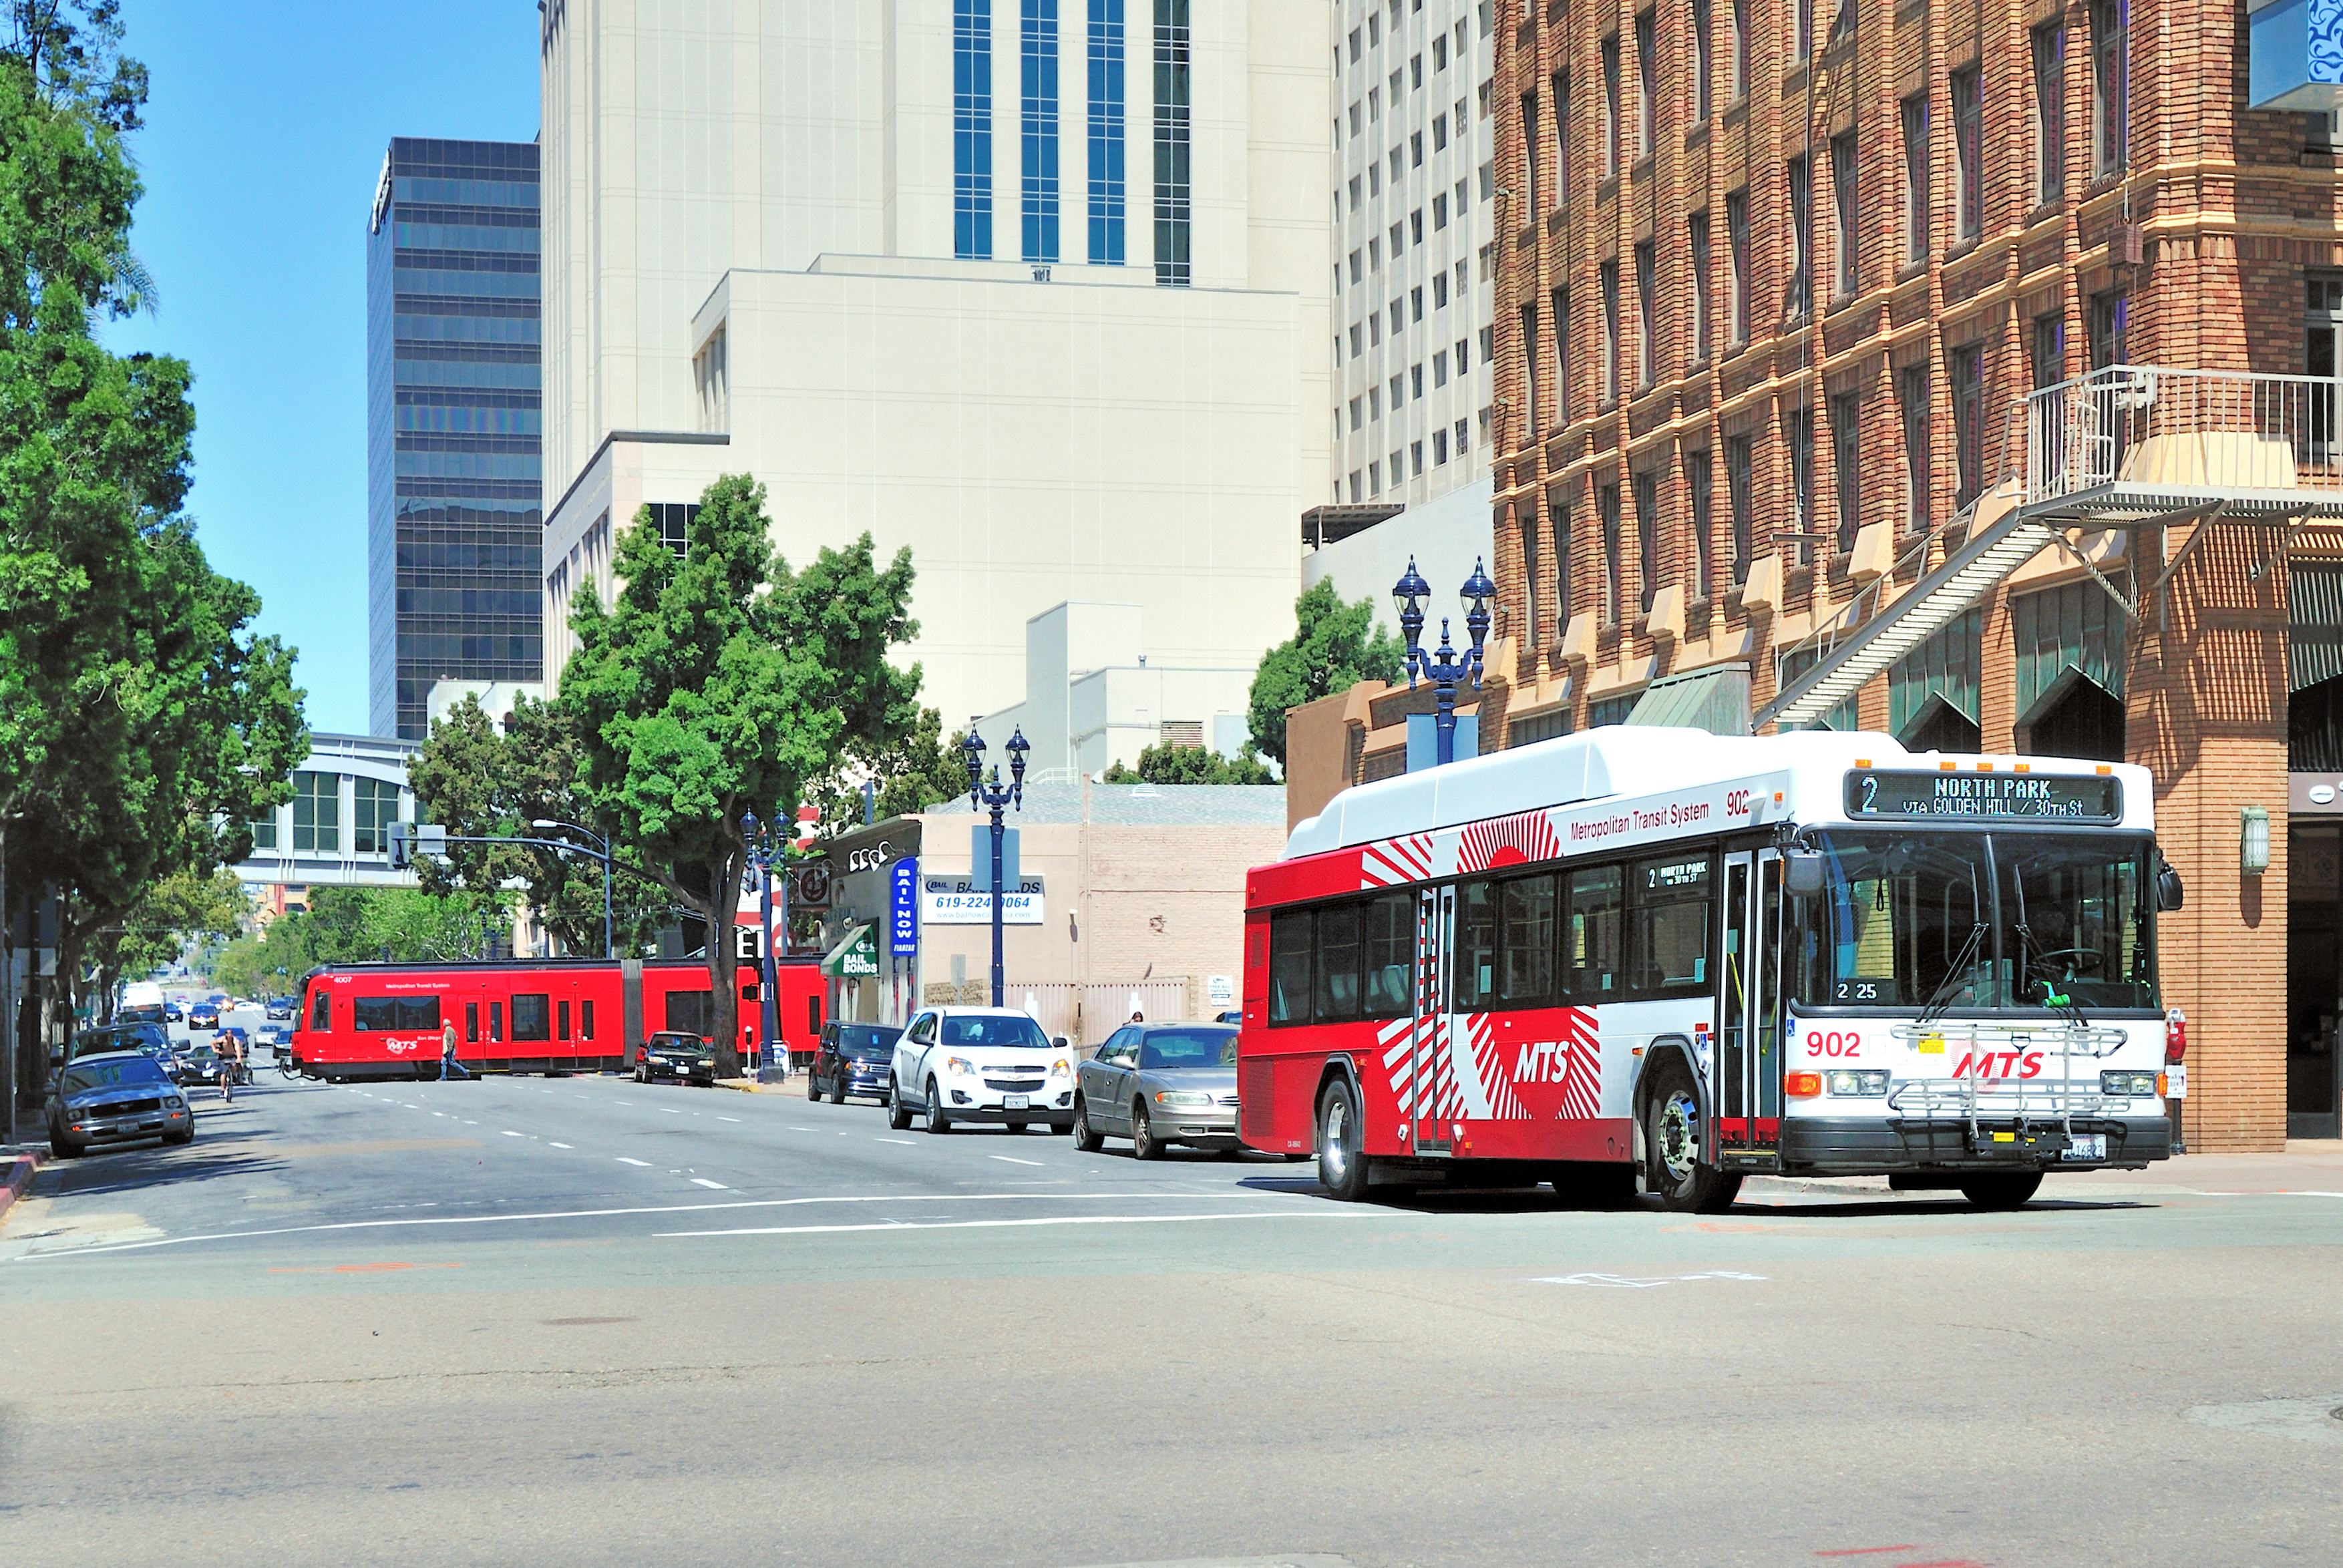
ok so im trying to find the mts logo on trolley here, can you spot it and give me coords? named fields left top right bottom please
left=1950, top=1050, right=2046, bottom=1079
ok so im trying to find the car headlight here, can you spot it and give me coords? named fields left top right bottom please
left=164, top=1097, right=184, bottom=1111
left=1154, top=1090, right=1214, bottom=1108
left=944, top=1055, right=977, bottom=1076
left=1825, top=1070, right=1890, bottom=1097
left=2101, top=1070, right=2160, bottom=1097
left=1050, top=1057, right=1071, bottom=1077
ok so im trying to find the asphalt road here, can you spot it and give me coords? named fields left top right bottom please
left=4, top=1063, right=2340, bottom=1568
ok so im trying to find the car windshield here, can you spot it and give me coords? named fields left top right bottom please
left=1793, top=831, right=2157, bottom=1012
left=939, top=1014, right=1050, bottom=1050
left=654, top=1037, right=704, bottom=1052
left=1139, top=1029, right=1238, bottom=1069
left=61, top=1057, right=170, bottom=1095
left=839, top=1026, right=901, bottom=1058
left=73, top=1026, right=167, bottom=1060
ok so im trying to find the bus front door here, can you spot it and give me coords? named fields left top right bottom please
left=1712, top=849, right=1783, bottom=1168
left=1411, top=884, right=1454, bottom=1156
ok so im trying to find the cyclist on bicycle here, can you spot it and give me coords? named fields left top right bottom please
left=217, top=1030, right=242, bottom=1104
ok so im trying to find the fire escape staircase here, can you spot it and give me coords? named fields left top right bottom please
left=1757, top=365, right=2343, bottom=734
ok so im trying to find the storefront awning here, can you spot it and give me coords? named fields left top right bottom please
left=821, top=922, right=879, bottom=980
left=1625, top=664, right=1751, bottom=736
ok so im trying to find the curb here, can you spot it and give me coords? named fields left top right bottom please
left=0, top=1150, right=41, bottom=1231
left=713, top=1078, right=769, bottom=1094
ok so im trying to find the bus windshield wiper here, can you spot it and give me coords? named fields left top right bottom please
left=1914, top=920, right=1987, bottom=1030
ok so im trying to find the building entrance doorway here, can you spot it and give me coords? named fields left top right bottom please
left=2288, top=823, right=2343, bottom=1138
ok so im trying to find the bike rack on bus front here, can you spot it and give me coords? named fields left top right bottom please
left=1886, top=1022, right=2131, bottom=1156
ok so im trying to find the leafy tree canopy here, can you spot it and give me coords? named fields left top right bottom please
left=212, top=889, right=510, bottom=1000
left=1100, top=743, right=1277, bottom=786
left=1246, top=580, right=1405, bottom=766
left=808, top=706, right=970, bottom=832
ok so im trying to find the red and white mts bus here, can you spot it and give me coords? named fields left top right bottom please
left=289, top=956, right=828, bottom=1081
left=1240, top=727, right=2179, bottom=1210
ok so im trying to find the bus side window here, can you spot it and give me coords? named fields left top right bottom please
left=490, top=1002, right=504, bottom=1042
left=309, top=990, right=331, bottom=1033
left=1499, top=873, right=1558, bottom=1006
left=558, top=1000, right=572, bottom=1042
left=1361, top=892, right=1413, bottom=1018
left=1314, top=902, right=1363, bottom=1021
left=1566, top=865, right=1624, bottom=997
left=582, top=1000, right=595, bottom=1040
left=1453, top=881, right=1497, bottom=1010
left=1268, top=910, right=1313, bottom=1025
left=466, top=1002, right=480, bottom=1044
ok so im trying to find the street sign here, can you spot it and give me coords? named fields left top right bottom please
left=1208, top=974, right=1235, bottom=1007
left=733, top=924, right=763, bottom=962
left=823, top=926, right=880, bottom=978
left=968, top=825, right=1021, bottom=891
left=890, top=857, right=920, bottom=951
left=922, top=875, right=1045, bottom=925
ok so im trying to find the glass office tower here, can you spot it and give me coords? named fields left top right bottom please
left=367, top=138, right=542, bottom=740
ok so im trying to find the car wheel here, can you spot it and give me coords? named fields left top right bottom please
left=1642, top=1058, right=1742, bottom=1214
left=888, top=1089, right=912, bottom=1131
left=1071, top=1096, right=1103, bottom=1151
left=635, top=1063, right=648, bottom=1085
left=923, top=1079, right=950, bottom=1135
left=164, top=1125, right=194, bottom=1146
left=1007, top=1121, right=1028, bottom=1135
left=806, top=1068, right=822, bottom=1102
left=1315, top=1077, right=1370, bottom=1201
left=1960, top=1173, right=2043, bottom=1211
left=830, top=1076, right=846, bottom=1107
left=1049, top=1119, right=1071, bottom=1136
left=1131, top=1101, right=1163, bottom=1161
left=50, top=1131, right=82, bottom=1159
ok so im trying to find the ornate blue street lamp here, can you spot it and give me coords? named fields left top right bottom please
left=1393, top=554, right=1497, bottom=767
left=739, top=808, right=785, bottom=1074
left=962, top=719, right=1030, bottom=1008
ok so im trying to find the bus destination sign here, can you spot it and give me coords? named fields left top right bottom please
left=1846, top=769, right=2123, bottom=823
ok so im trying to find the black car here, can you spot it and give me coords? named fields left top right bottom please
left=635, top=1031, right=715, bottom=1085
left=809, top=1021, right=903, bottom=1104
left=186, top=1002, right=220, bottom=1030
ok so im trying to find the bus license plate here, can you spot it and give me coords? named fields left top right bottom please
left=1003, top=1094, right=1030, bottom=1110
left=2062, top=1133, right=2107, bottom=1161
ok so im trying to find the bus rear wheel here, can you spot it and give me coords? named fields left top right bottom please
left=1959, top=1173, right=2042, bottom=1210
left=1315, top=1076, right=1371, bottom=1203
left=1642, top=1060, right=1741, bottom=1214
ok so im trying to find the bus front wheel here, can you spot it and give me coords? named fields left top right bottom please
left=1315, top=1076, right=1371, bottom=1203
left=1959, top=1173, right=2042, bottom=1210
left=1642, top=1060, right=1741, bottom=1214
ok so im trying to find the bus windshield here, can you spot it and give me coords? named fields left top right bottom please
left=1793, top=831, right=2157, bottom=1013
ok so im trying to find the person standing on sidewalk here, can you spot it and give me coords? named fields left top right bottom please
left=439, top=1018, right=469, bottom=1081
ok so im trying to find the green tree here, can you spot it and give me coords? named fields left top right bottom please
left=113, top=868, right=250, bottom=986
left=561, top=475, right=920, bottom=1074
left=408, top=693, right=665, bottom=956
left=1246, top=580, right=1405, bottom=767
left=1101, top=743, right=1278, bottom=786
left=809, top=707, right=971, bottom=832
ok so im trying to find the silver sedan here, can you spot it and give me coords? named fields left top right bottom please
left=1071, top=1022, right=1240, bottom=1159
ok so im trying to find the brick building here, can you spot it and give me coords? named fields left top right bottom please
left=1286, top=1, right=2343, bottom=1150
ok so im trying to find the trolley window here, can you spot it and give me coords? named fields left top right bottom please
left=353, top=996, right=441, bottom=1032
left=466, top=1002, right=480, bottom=1044
left=1268, top=910, right=1312, bottom=1025
left=581, top=1000, right=595, bottom=1040
left=512, top=993, right=550, bottom=1042
left=309, top=990, right=331, bottom=1033
left=557, top=1000, right=572, bottom=1041
left=664, top=990, right=713, bottom=1038
left=1630, top=854, right=1714, bottom=994
left=490, top=1002, right=503, bottom=1042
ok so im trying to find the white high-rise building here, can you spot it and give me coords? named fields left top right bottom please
left=536, top=0, right=1329, bottom=733
left=1328, top=0, right=1493, bottom=511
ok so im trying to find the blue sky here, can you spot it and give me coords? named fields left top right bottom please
left=103, top=2, right=542, bottom=735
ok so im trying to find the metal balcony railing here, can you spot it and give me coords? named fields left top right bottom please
left=2021, top=364, right=2343, bottom=512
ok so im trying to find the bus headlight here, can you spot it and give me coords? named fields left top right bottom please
left=1825, top=1070, right=1890, bottom=1097
left=2101, top=1070, right=2159, bottom=1097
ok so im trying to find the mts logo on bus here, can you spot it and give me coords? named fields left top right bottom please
left=1513, top=1040, right=1576, bottom=1083
left=1950, top=1050, right=2046, bottom=1079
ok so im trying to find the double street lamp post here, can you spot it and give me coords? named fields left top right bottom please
left=739, top=810, right=786, bottom=1075
left=528, top=819, right=614, bottom=960
left=1391, top=554, right=1498, bottom=767
left=961, top=720, right=1029, bottom=1008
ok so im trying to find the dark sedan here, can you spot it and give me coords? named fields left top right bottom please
left=49, top=1052, right=193, bottom=1157
left=186, top=1003, right=220, bottom=1030
left=809, top=1021, right=902, bottom=1104
left=634, top=1031, right=715, bottom=1085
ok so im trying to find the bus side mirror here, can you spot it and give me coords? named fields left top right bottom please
left=1783, top=850, right=1827, bottom=897
left=2156, top=861, right=2184, bottom=912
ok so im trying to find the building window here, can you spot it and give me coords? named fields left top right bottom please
left=2031, top=311, right=2065, bottom=391
left=1900, top=93, right=1928, bottom=265
left=1519, top=302, right=1539, bottom=432
left=1522, top=94, right=1540, bottom=212
left=1688, top=448, right=1715, bottom=600
left=1601, top=35, right=1622, bottom=178
left=2089, top=288, right=2127, bottom=368
left=1521, top=508, right=1543, bottom=649
left=1900, top=364, right=1931, bottom=532
left=1151, top=0, right=1192, bottom=285
left=1787, top=155, right=1812, bottom=319
left=292, top=771, right=340, bottom=855
left=1731, top=0, right=1749, bottom=102
left=1600, top=481, right=1624, bottom=622
left=1726, top=188, right=1749, bottom=344
left=1634, top=11, right=1657, bottom=159
left=1434, top=429, right=1449, bottom=465
left=1950, top=343, right=1983, bottom=508
left=1634, top=240, right=1657, bottom=389
left=1795, top=0, right=1814, bottom=59
left=1087, top=0, right=1126, bottom=263
left=1553, top=71, right=1570, bottom=200
left=1552, top=285, right=1571, bottom=421
left=1632, top=469, right=1660, bottom=613
left=1830, top=392, right=1859, bottom=552
left=1888, top=608, right=1984, bottom=750
left=1952, top=65, right=1982, bottom=242
left=353, top=777, right=401, bottom=856
left=1830, top=132, right=1857, bottom=299
left=1787, top=407, right=1815, bottom=562
left=954, top=0, right=995, bottom=260
left=1692, top=0, right=1713, bottom=123
left=1689, top=212, right=1711, bottom=362
left=1600, top=259, right=1622, bottom=401
left=1726, top=433, right=1754, bottom=582
left=2032, top=21, right=2065, bottom=204
left=647, top=501, right=699, bottom=558
left=1552, top=500, right=1573, bottom=625
left=249, top=809, right=279, bottom=851
left=2090, top=0, right=2126, bottom=176
left=1020, top=0, right=1061, bottom=263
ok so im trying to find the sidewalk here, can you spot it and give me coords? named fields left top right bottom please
left=2062, top=1140, right=2343, bottom=1195
left=0, top=1143, right=43, bottom=1231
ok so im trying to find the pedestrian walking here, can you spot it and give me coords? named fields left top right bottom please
left=439, top=1017, right=469, bottom=1081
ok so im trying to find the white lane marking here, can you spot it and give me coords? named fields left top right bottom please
left=1534, top=1271, right=1769, bottom=1288
left=548, top=1142, right=573, bottom=1149
left=501, top=1131, right=526, bottom=1138
left=789, top=1127, right=816, bottom=1133
left=990, top=1155, right=1046, bottom=1167
left=12, top=1193, right=1324, bottom=1259
left=660, top=1108, right=681, bottom=1115
left=664, top=1211, right=1373, bottom=1240
left=877, top=1138, right=916, bottom=1146
left=691, top=1178, right=729, bottom=1190
left=431, top=1112, right=447, bottom=1118
left=715, top=1116, right=741, bottom=1123
left=463, top=1121, right=480, bottom=1126
left=614, top=1157, right=653, bottom=1167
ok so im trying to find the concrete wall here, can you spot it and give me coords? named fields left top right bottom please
left=1302, top=473, right=1496, bottom=639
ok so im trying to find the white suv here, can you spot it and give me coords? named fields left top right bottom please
left=888, top=1007, right=1075, bottom=1134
